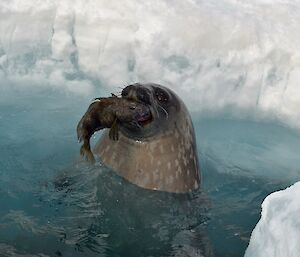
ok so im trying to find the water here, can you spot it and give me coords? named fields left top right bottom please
left=1, top=84, right=300, bottom=257
left=197, top=118, right=300, bottom=256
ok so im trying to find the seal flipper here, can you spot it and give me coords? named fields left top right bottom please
left=109, top=118, right=119, bottom=141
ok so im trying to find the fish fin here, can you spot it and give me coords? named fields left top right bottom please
left=109, top=119, right=119, bottom=141
left=85, top=151, right=95, bottom=163
left=93, top=97, right=105, bottom=101
left=77, top=132, right=83, bottom=142
left=80, top=142, right=95, bottom=163
left=91, top=97, right=105, bottom=104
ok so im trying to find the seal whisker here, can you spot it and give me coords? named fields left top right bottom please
left=152, top=105, right=160, bottom=119
left=111, top=92, right=122, bottom=98
left=157, top=104, right=169, bottom=119
left=131, top=120, right=142, bottom=129
left=121, top=84, right=129, bottom=90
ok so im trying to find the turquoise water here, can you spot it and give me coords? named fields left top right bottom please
left=1, top=84, right=300, bottom=257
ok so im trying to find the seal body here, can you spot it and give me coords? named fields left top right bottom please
left=94, top=83, right=200, bottom=193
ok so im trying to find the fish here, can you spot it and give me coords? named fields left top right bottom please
left=77, top=95, right=152, bottom=163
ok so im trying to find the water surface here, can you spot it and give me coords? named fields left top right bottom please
left=0, top=85, right=300, bottom=257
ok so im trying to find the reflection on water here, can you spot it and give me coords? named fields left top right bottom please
left=1, top=86, right=300, bottom=257
left=0, top=161, right=211, bottom=257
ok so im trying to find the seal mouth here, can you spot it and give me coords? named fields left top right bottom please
left=135, top=111, right=153, bottom=126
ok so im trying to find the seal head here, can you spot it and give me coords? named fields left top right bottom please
left=94, top=83, right=200, bottom=193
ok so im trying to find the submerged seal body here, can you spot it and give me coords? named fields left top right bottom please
left=94, top=83, right=200, bottom=193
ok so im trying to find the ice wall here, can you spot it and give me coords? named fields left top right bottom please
left=245, top=181, right=300, bottom=257
left=1, top=0, right=300, bottom=127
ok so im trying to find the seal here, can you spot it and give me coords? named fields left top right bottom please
left=94, top=83, right=200, bottom=193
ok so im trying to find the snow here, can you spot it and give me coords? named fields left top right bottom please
left=1, top=0, right=300, bottom=127
left=245, top=181, right=300, bottom=257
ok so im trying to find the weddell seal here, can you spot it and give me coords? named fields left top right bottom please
left=94, top=83, right=200, bottom=193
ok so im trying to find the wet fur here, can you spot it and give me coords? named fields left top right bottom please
left=77, top=97, right=146, bottom=163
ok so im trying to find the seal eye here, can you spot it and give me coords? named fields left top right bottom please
left=154, top=88, right=169, bottom=102
left=129, top=105, right=136, bottom=110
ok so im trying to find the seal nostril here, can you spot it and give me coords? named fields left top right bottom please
left=137, top=88, right=151, bottom=104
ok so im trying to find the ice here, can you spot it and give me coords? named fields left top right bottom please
left=245, top=181, right=300, bottom=257
left=1, top=0, right=300, bottom=127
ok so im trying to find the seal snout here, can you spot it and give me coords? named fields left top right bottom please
left=129, top=103, right=152, bottom=126
left=135, top=109, right=153, bottom=126
left=122, top=84, right=155, bottom=127
left=122, top=84, right=152, bottom=105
